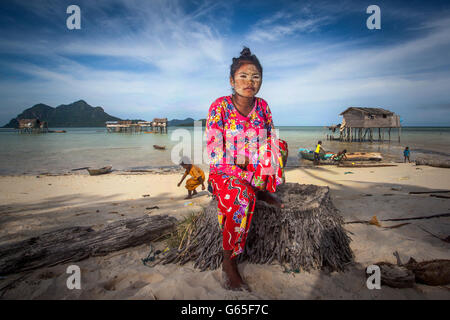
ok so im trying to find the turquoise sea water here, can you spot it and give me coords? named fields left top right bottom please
left=0, top=126, right=449, bottom=175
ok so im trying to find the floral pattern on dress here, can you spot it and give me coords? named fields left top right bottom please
left=206, top=96, right=275, bottom=183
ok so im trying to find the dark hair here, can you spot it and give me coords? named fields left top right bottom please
left=180, top=156, right=192, bottom=165
left=343, top=149, right=347, bottom=153
left=230, top=47, right=263, bottom=79
left=318, top=141, right=322, bottom=144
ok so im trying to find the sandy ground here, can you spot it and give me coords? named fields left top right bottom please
left=0, top=163, right=449, bottom=299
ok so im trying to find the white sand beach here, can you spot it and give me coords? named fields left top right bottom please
left=0, top=163, right=449, bottom=299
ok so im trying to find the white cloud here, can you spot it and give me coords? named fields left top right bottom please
left=0, top=0, right=449, bottom=126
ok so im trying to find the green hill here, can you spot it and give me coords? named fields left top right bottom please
left=3, top=100, right=121, bottom=128
left=3, top=100, right=207, bottom=128
left=168, top=118, right=206, bottom=127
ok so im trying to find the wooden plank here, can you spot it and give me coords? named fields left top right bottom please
left=0, top=215, right=177, bottom=276
left=346, top=213, right=450, bottom=224
left=381, top=213, right=450, bottom=222
left=338, top=163, right=397, bottom=168
left=430, top=194, right=450, bottom=199
left=409, top=190, right=450, bottom=194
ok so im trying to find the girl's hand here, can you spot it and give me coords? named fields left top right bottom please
left=177, top=182, right=181, bottom=187
left=236, top=155, right=250, bottom=170
left=256, top=190, right=284, bottom=208
left=202, top=184, right=205, bottom=190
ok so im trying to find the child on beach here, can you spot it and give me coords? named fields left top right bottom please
left=331, top=149, right=347, bottom=163
left=404, top=147, right=411, bottom=163
left=314, top=141, right=326, bottom=165
left=177, top=157, right=205, bottom=199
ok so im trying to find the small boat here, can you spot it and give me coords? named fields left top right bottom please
left=48, top=130, right=66, bottom=133
left=345, top=152, right=382, bottom=161
left=153, top=145, right=166, bottom=150
left=298, top=148, right=334, bottom=161
left=87, top=166, right=112, bottom=176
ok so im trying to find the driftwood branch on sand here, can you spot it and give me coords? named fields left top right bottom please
left=371, top=251, right=450, bottom=288
left=415, top=159, right=450, bottom=168
left=161, top=183, right=354, bottom=272
left=0, top=215, right=177, bottom=276
left=337, top=163, right=398, bottom=168
left=346, top=213, right=450, bottom=224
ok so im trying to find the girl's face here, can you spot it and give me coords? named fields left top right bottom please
left=230, top=63, right=262, bottom=98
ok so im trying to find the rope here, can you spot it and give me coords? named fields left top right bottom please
left=141, top=244, right=170, bottom=267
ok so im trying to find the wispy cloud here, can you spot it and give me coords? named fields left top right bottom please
left=0, top=0, right=449, bottom=126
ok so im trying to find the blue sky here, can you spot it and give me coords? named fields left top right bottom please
left=0, top=0, right=449, bottom=126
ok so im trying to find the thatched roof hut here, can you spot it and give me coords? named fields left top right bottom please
left=19, top=119, right=38, bottom=129
left=18, top=119, right=47, bottom=129
left=152, top=118, right=168, bottom=126
left=340, top=107, right=400, bottom=128
left=331, top=107, right=402, bottom=142
left=105, top=118, right=167, bottom=133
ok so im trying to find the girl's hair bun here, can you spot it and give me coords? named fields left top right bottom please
left=240, top=47, right=252, bottom=57
left=230, top=46, right=263, bottom=79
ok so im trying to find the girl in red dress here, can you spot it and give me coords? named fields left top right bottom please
left=206, top=47, right=288, bottom=290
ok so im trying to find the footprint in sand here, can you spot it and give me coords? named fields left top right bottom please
left=102, top=278, right=118, bottom=291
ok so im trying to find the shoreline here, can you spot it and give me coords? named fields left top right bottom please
left=0, top=158, right=444, bottom=177
left=1, top=126, right=449, bottom=176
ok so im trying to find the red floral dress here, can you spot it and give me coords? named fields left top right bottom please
left=206, top=96, right=288, bottom=259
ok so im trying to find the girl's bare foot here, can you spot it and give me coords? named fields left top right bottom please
left=193, top=190, right=198, bottom=195
left=222, top=250, right=249, bottom=291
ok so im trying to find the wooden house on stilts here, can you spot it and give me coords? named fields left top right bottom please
left=106, top=118, right=168, bottom=133
left=18, top=119, right=48, bottom=134
left=151, top=118, right=168, bottom=133
left=330, top=107, right=401, bottom=142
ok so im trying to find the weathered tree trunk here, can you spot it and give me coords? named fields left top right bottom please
left=0, top=215, right=177, bottom=276
left=415, top=159, right=450, bottom=168
left=162, top=183, right=354, bottom=272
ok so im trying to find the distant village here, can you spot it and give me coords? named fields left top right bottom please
left=5, top=100, right=403, bottom=143
left=3, top=100, right=205, bottom=134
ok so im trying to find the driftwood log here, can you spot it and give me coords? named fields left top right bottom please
left=162, top=183, right=354, bottom=272
left=371, top=252, right=450, bottom=288
left=415, top=159, right=450, bottom=168
left=0, top=215, right=177, bottom=276
left=375, top=262, right=416, bottom=288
